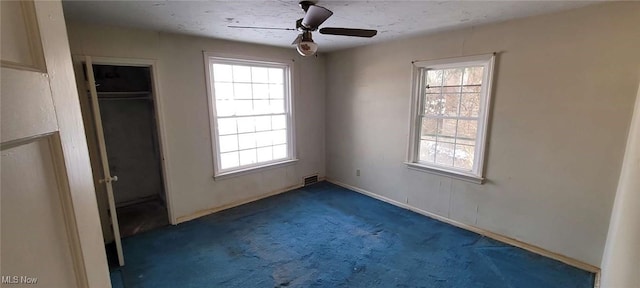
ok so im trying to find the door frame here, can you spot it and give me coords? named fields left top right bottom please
left=72, top=56, right=176, bottom=225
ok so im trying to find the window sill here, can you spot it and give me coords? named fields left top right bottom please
left=213, top=159, right=299, bottom=181
left=405, top=162, right=486, bottom=184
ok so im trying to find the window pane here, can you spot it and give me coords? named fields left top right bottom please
left=232, top=65, right=251, bottom=82
left=255, top=131, right=272, bottom=147
left=214, top=83, right=233, bottom=100
left=268, top=68, right=283, bottom=84
left=454, top=144, right=475, bottom=170
left=269, top=84, right=284, bottom=99
left=272, top=115, right=286, bottom=129
left=236, top=117, right=255, bottom=133
left=419, top=140, right=436, bottom=163
left=235, top=100, right=253, bottom=116
left=220, top=152, right=239, bottom=169
left=213, top=64, right=232, bottom=82
left=239, top=149, right=257, bottom=166
left=253, top=84, right=269, bottom=99
left=251, top=67, right=269, bottom=83
left=460, top=94, right=480, bottom=117
left=257, top=146, right=273, bottom=162
left=463, top=66, right=484, bottom=85
left=234, top=83, right=252, bottom=99
left=439, top=119, right=457, bottom=138
left=457, top=120, right=477, bottom=139
left=424, top=94, right=443, bottom=116
left=443, top=94, right=460, bottom=116
left=421, top=118, right=438, bottom=137
left=426, top=69, right=442, bottom=86
left=463, top=86, right=481, bottom=93
left=216, top=100, right=234, bottom=117
left=254, top=116, right=271, bottom=131
left=272, top=130, right=287, bottom=145
left=273, top=144, right=287, bottom=159
left=435, top=142, right=454, bottom=166
left=254, top=100, right=270, bottom=114
left=219, top=135, right=238, bottom=153
left=218, top=119, right=237, bottom=136
left=270, top=100, right=285, bottom=113
left=443, top=68, right=463, bottom=86
left=238, top=133, right=256, bottom=150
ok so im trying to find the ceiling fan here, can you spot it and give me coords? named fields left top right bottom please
left=228, top=1, right=378, bottom=56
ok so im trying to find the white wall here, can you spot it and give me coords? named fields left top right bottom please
left=324, top=2, right=640, bottom=266
left=600, top=81, right=640, bottom=287
left=66, top=23, right=326, bottom=222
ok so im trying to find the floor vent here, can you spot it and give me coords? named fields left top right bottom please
left=303, top=174, right=319, bottom=186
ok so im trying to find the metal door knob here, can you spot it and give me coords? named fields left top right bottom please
left=99, top=175, right=119, bottom=183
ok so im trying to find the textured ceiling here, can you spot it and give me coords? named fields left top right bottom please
left=62, top=0, right=598, bottom=52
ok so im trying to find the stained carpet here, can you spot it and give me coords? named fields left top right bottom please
left=117, top=199, right=170, bottom=238
left=110, top=181, right=595, bottom=287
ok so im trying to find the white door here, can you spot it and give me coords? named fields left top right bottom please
left=0, top=1, right=110, bottom=287
left=84, top=57, right=125, bottom=266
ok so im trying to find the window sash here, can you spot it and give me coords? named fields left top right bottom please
left=416, top=66, right=483, bottom=173
left=205, top=54, right=295, bottom=177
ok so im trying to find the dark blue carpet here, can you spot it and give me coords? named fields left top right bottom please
left=111, top=182, right=594, bottom=287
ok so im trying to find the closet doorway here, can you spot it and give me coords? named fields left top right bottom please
left=74, top=57, right=172, bottom=267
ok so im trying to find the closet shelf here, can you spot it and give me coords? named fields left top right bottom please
left=99, top=97, right=152, bottom=101
left=96, top=91, right=151, bottom=95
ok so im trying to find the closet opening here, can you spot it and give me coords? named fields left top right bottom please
left=75, top=58, right=171, bottom=267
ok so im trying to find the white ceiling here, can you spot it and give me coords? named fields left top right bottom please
left=62, top=0, right=598, bottom=52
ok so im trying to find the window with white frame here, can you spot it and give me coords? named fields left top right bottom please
left=205, top=55, right=295, bottom=177
left=408, top=54, right=495, bottom=183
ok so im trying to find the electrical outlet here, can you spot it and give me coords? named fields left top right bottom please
left=356, top=169, right=360, bottom=176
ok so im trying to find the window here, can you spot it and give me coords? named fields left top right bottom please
left=407, top=54, right=495, bottom=183
left=205, top=54, right=296, bottom=178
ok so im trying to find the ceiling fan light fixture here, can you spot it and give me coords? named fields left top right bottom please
left=296, top=31, right=318, bottom=56
left=297, top=40, right=318, bottom=56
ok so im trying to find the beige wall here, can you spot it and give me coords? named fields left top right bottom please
left=324, top=2, right=640, bottom=266
left=601, top=81, right=640, bottom=287
left=66, top=23, right=326, bottom=222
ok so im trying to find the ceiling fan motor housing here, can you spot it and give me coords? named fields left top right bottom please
left=296, top=19, right=307, bottom=31
left=299, top=1, right=315, bottom=12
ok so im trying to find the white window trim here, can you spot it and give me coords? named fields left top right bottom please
left=204, top=52, right=297, bottom=180
left=406, top=53, right=496, bottom=184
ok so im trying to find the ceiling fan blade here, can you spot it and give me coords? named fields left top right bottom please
left=228, top=25, right=296, bottom=31
left=319, top=28, right=377, bottom=37
left=302, top=5, right=333, bottom=29
left=291, top=34, right=302, bottom=45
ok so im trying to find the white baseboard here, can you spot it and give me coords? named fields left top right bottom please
left=176, top=183, right=303, bottom=224
left=326, top=178, right=601, bottom=277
